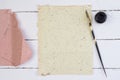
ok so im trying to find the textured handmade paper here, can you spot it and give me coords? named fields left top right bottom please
left=0, top=10, right=32, bottom=66
left=38, top=6, right=93, bottom=75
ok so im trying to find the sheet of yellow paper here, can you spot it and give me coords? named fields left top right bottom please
left=38, top=6, right=93, bottom=75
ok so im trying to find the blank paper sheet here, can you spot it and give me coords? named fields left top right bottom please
left=38, top=6, right=93, bottom=75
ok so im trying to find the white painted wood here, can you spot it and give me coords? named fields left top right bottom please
left=0, top=0, right=120, bottom=79
left=15, top=12, right=120, bottom=39
left=1, top=0, right=120, bottom=11
left=0, top=40, right=120, bottom=68
left=16, top=13, right=38, bottom=39
left=97, top=40, right=120, bottom=68
left=93, top=11, right=120, bottom=39
left=0, top=41, right=101, bottom=68
left=16, top=40, right=120, bottom=68
left=0, top=69, right=120, bottom=80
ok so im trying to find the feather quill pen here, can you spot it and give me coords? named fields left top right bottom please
left=85, top=10, right=107, bottom=77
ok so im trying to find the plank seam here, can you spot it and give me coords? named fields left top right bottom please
left=14, top=9, right=120, bottom=13
left=24, top=39, right=120, bottom=41
left=0, top=67, right=120, bottom=69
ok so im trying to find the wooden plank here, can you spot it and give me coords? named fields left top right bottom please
left=20, top=40, right=120, bottom=68
left=97, top=40, right=120, bottom=68
left=1, top=0, right=120, bottom=11
left=0, top=40, right=119, bottom=68
left=16, top=13, right=38, bottom=39
left=0, top=69, right=120, bottom=80
left=93, top=11, right=120, bottom=39
left=15, top=12, right=120, bottom=39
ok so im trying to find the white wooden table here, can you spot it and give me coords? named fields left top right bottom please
left=0, top=0, right=120, bottom=80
